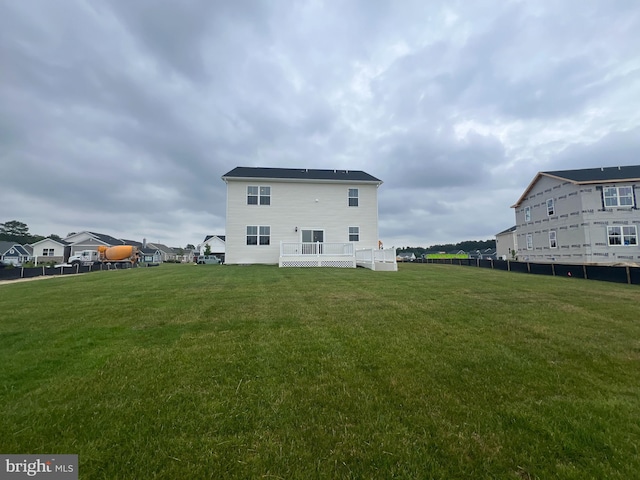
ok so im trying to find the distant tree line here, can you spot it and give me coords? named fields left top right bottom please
left=0, top=220, right=50, bottom=244
left=397, top=239, right=496, bottom=256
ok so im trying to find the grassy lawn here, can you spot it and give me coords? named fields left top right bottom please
left=1, top=263, right=639, bottom=479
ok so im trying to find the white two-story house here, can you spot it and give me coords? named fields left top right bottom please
left=512, top=165, right=640, bottom=264
left=222, top=167, right=395, bottom=268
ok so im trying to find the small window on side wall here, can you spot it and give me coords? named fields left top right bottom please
left=549, top=231, right=557, bottom=249
left=349, top=226, right=359, bottom=242
left=348, top=188, right=359, bottom=207
left=546, top=198, right=555, bottom=216
left=524, top=206, right=531, bottom=222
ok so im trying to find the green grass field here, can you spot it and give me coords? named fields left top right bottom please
left=1, top=264, right=639, bottom=479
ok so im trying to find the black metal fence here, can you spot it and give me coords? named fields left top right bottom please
left=0, top=263, right=136, bottom=282
left=421, top=258, right=640, bottom=285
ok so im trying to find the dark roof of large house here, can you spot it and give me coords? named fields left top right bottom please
left=222, top=167, right=382, bottom=183
left=543, top=165, right=640, bottom=183
left=512, top=165, right=640, bottom=207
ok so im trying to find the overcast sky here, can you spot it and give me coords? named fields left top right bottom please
left=2, top=1, right=640, bottom=248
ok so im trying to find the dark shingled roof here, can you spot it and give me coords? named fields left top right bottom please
left=543, top=165, right=640, bottom=183
left=222, top=167, right=382, bottom=183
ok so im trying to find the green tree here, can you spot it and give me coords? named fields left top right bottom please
left=204, top=244, right=212, bottom=255
left=0, top=220, right=29, bottom=237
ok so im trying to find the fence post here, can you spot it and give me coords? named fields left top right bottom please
left=527, top=262, right=531, bottom=273
left=507, top=260, right=511, bottom=272
left=551, top=263, right=555, bottom=276
left=626, top=266, right=631, bottom=285
left=21, top=267, right=24, bottom=278
left=583, top=264, right=587, bottom=279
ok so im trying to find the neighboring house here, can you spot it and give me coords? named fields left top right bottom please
left=221, top=167, right=391, bottom=268
left=397, top=252, right=416, bottom=262
left=64, top=231, right=125, bottom=255
left=31, top=237, right=70, bottom=265
left=495, top=226, right=517, bottom=260
left=0, top=242, right=31, bottom=266
left=198, top=235, right=226, bottom=263
left=147, top=243, right=177, bottom=262
left=512, top=165, right=640, bottom=264
left=140, top=247, right=162, bottom=263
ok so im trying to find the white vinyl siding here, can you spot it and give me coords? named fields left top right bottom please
left=226, top=180, right=379, bottom=264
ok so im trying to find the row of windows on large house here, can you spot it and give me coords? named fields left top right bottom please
left=246, top=186, right=361, bottom=206
left=523, top=225, right=637, bottom=251
left=524, top=186, right=634, bottom=222
left=245, top=226, right=361, bottom=245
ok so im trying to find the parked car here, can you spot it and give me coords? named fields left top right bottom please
left=196, top=255, right=221, bottom=265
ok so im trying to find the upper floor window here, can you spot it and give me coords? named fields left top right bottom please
left=348, top=188, right=359, bottom=207
left=526, top=234, right=533, bottom=250
left=607, top=226, right=637, bottom=246
left=247, top=186, right=271, bottom=205
left=524, top=206, right=531, bottom=222
left=604, top=186, right=634, bottom=207
left=549, top=231, right=557, bottom=249
left=546, top=198, right=555, bottom=216
left=349, top=226, right=360, bottom=242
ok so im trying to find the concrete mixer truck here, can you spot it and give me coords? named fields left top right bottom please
left=68, top=245, right=140, bottom=267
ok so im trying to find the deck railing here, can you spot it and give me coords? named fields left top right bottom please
left=280, top=242, right=355, bottom=256
left=355, top=247, right=397, bottom=263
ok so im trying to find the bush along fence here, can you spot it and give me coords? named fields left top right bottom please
left=421, top=258, right=640, bottom=286
left=0, top=262, right=137, bottom=282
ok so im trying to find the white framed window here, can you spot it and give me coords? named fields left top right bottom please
left=349, top=226, right=359, bottom=242
left=549, top=231, right=557, bottom=249
left=526, top=233, right=533, bottom=250
left=246, top=226, right=271, bottom=245
left=607, top=226, right=637, bottom=246
left=42, top=248, right=54, bottom=256
left=259, top=186, right=271, bottom=205
left=604, top=186, right=634, bottom=207
left=546, top=198, right=555, bottom=216
left=246, top=226, right=257, bottom=245
left=259, top=226, right=271, bottom=245
left=247, top=186, right=271, bottom=205
left=348, top=188, right=359, bottom=207
left=247, top=186, right=258, bottom=205
left=524, top=206, right=531, bottom=222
